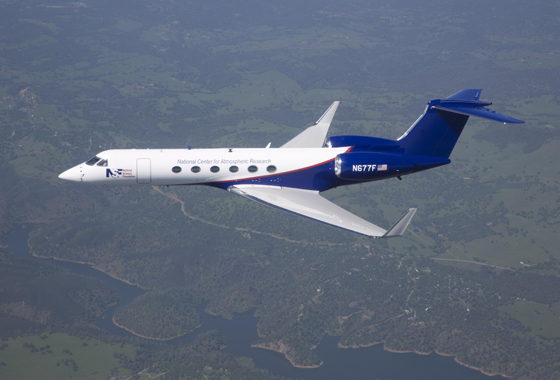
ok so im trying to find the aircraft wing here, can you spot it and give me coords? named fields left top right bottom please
left=228, top=184, right=416, bottom=238
left=281, top=101, right=340, bottom=148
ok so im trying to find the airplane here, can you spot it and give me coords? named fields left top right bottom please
left=59, top=89, right=523, bottom=239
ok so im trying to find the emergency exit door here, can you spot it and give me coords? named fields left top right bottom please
left=136, top=158, right=151, bottom=184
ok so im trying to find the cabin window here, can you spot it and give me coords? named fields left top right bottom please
left=266, top=165, right=276, bottom=173
left=85, top=156, right=101, bottom=166
left=248, top=165, right=258, bottom=173
left=210, top=166, right=220, bottom=173
left=97, top=159, right=108, bottom=167
left=191, top=166, right=201, bottom=173
left=172, top=166, right=182, bottom=173
left=229, top=166, right=239, bottom=173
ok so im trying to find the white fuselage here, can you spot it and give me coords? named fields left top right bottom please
left=59, top=147, right=350, bottom=187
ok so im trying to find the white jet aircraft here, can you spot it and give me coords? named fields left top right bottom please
left=59, top=89, right=523, bottom=238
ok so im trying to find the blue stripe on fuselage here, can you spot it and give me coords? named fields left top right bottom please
left=208, top=158, right=344, bottom=191
left=206, top=154, right=418, bottom=191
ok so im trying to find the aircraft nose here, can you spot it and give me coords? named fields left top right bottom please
left=58, top=166, right=83, bottom=182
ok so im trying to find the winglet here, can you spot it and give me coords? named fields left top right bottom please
left=281, top=101, right=340, bottom=148
left=314, top=101, right=340, bottom=126
left=379, top=208, right=417, bottom=238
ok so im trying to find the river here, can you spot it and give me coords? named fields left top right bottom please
left=4, top=225, right=505, bottom=380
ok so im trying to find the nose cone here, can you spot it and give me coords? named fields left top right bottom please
left=58, top=166, right=83, bottom=182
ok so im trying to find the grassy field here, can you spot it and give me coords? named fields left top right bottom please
left=0, top=333, right=135, bottom=380
left=500, top=300, right=560, bottom=338
left=236, top=356, right=254, bottom=368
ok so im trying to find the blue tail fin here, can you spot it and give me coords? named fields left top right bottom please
left=397, top=89, right=523, bottom=158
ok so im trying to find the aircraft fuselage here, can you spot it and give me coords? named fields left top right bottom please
left=59, top=146, right=424, bottom=192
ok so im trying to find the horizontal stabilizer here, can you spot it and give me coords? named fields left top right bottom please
left=432, top=104, right=524, bottom=124
left=445, top=89, right=482, bottom=101
left=281, top=101, right=340, bottom=148
left=228, top=184, right=415, bottom=238
left=435, top=89, right=523, bottom=123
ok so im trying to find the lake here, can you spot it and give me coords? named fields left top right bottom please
left=4, top=225, right=505, bottom=380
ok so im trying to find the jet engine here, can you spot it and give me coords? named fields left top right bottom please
left=335, top=152, right=450, bottom=181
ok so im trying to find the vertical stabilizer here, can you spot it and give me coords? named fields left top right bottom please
left=397, top=90, right=523, bottom=158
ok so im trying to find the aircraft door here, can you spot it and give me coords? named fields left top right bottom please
left=136, top=158, right=151, bottom=184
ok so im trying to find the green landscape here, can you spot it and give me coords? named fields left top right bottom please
left=1, top=0, right=560, bottom=379
left=113, top=291, right=202, bottom=340
left=0, top=333, right=136, bottom=379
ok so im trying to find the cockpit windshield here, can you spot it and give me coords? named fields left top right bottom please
left=85, top=156, right=101, bottom=166
left=96, top=159, right=108, bottom=167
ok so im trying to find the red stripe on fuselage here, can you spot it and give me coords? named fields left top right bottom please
left=207, top=146, right=354, bottom=185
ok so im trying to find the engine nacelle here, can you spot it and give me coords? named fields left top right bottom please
left=335, top=152, right=450, bottom=181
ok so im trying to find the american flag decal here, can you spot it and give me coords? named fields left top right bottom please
left=378, top=164, right=387, bottom=171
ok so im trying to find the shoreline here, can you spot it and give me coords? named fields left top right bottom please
left=27, top=234, right=146, bottom=290
left=28, top=243, right=203, bottom=342
left=384, top=347, right=431, bottom=355
left=453, top=356, right=510, bottom=378
left=338, top=341, right=430, bottom=355
left=251, top=342, right=323, bottom=369
left=338, top=341, right=382, bottom=349
left=112, top=316, right=202, bottom=341
left=339, top=341, right=509, bottom=378
left=30, top=252, right=148, bottom=290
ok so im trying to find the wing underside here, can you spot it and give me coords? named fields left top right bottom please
left=228, top=185, right=416, bottom=238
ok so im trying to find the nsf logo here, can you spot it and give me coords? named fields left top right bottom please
left=106, top=168, right=123, bottom=178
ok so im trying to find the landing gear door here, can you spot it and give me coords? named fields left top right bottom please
left=137, top=158, right=151, bottom=184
